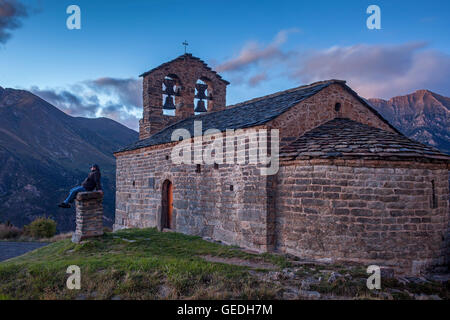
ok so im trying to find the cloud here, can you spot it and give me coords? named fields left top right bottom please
left=30, top=87, right=98, bottom=116
left=248, top=72, right=267, bottom=87
left=31, top=77, right=142, bottom=131
left=215, top=28, right=299, bottom=73
left=216, top=28, right=450, bottom=98
left=86, top=77, right=142, bottom=107
left=0, top=0, right=28, bottom=44
left=290, top=42, right=450, bottom=98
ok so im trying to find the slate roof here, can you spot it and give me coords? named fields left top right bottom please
left=116, top=80, right=399, bottom=153
left=139, top=54, right=230, bottom=85
left=280, top=118, right=450, bottom=162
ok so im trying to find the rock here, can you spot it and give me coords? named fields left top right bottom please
left=299, top=290, right=321, bottom=299
left=159, top=285, right=171, bottom=299
left=379, top=292, right=393, bottom=300
left=425, top=274, right=450, bottom=283
left=316, top=258, right=333, bottom=264
left=284, top=271, right=296, bottom=279
left=328, top=272, right=343, bottom=284
left=407, top=276, right=430, bottom=284
left=282, top=286, right=300, bottom=300
left=380, top=267, right=395, bottom=279
left=397, top=276, right=410, bottom=285
left=111, top=295, right=121, bottom=300
left=414, top=294, right=441, bottom=300
left=301, top=276, right=321, bottom=290
left=71, top=233, right=82, bottom=243
left=267, top=271, right=282, bottom=281
left=404, top=290, right=414, bottom=298
left=300, top=280, right=310, bottom=290
left=389, top=289, right=403, bottom=294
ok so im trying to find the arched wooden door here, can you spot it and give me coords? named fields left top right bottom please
left=161, top=180, right=173, bottom=229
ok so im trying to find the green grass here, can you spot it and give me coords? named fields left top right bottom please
left=1, top=228, right=448, bottom=300
left=0, top=228, right=286, bottom=300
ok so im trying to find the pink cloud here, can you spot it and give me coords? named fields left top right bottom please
left=248, top=72, right=268, bottom=87
left=292, top=42, right=450, bottom=98
left=215, top=28, right=299, bottom=73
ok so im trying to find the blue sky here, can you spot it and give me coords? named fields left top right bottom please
left=1, top=0, right=449, bottom=130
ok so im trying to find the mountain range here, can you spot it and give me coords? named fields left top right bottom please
left=0, top=86, right=138, bottom=231
left=0, top=86, right=448, bottom=232
left=368, top=90, right=450, bottom=154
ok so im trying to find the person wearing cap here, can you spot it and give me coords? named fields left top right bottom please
left=58, top=164, right=103, bottom=208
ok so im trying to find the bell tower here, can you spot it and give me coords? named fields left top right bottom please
left=139, top=54, right=229, bottom=140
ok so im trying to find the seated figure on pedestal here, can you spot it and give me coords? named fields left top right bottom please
left=58, top=164, right=103, bottom=209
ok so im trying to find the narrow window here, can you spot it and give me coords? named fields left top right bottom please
left=165, top=155, right=169, bottom=160
left=431, top=180, right=437, bottom=209
left=196, top=164, right=201, bottom=173
left=214, top=163, right=219, bottom=170
left=230, top=185, right=234, bottom=191
left=335, top=102, right=341, bottom=112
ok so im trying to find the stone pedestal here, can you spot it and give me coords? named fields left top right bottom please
left=72, top=191, right=104, bottom=243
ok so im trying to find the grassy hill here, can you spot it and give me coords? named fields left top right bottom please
left=0, top=228, right=448, bottom=300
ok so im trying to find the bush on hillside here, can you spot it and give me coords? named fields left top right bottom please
left=23, top=217, right=57, bottom=239
left=0, top=223, right=23, bottom=239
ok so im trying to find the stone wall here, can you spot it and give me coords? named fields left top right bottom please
left=114, top=127, right=272, bottom=251
left=72, top=192, right=104, bottom=243
left=275, top=160, right=449, bottom=274
left=267, top=83, right=396, bottom=146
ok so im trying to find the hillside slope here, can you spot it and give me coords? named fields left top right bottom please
left=0, top=86, right=138, bottom=231
left=0, top=228, right=447, bottom=300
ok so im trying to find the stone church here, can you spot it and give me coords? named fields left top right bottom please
left=114, top=54, right=450, bottom=274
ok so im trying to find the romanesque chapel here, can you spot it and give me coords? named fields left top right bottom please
left=114, top=54, right=450, bottom=274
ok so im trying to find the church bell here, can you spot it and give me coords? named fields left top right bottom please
left=194, top=99, right=207, bottom=113
left=163, top=96, right=176, bottom=110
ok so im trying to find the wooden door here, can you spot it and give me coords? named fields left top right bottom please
left=168, top=182, right=173, bottom=228
left=162, top=180, right=173, bottom=229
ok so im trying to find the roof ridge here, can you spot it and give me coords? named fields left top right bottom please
left=225, top=79, right=346, bottom=110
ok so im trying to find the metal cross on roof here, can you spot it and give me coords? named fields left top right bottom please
left=182, top=40, right=189, bottom=54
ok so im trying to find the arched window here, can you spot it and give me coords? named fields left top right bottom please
left=162, top=75, right=181, bottom=116
left=194, top=78, right=210, bottom=114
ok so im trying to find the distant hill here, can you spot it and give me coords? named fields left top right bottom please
left=0, top=86, right=138, bottom=231
left=369, top=90, right=450, bottom=154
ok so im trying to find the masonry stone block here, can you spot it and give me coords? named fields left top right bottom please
left=72, top=192, right=104, bottom=243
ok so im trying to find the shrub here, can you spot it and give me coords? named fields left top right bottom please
left=23, top=217, right=57, bottom=239
left=0, top=223, right=22, bottom=239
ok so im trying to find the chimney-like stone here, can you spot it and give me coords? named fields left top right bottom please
left=72, top=191, right=104, bottom=243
